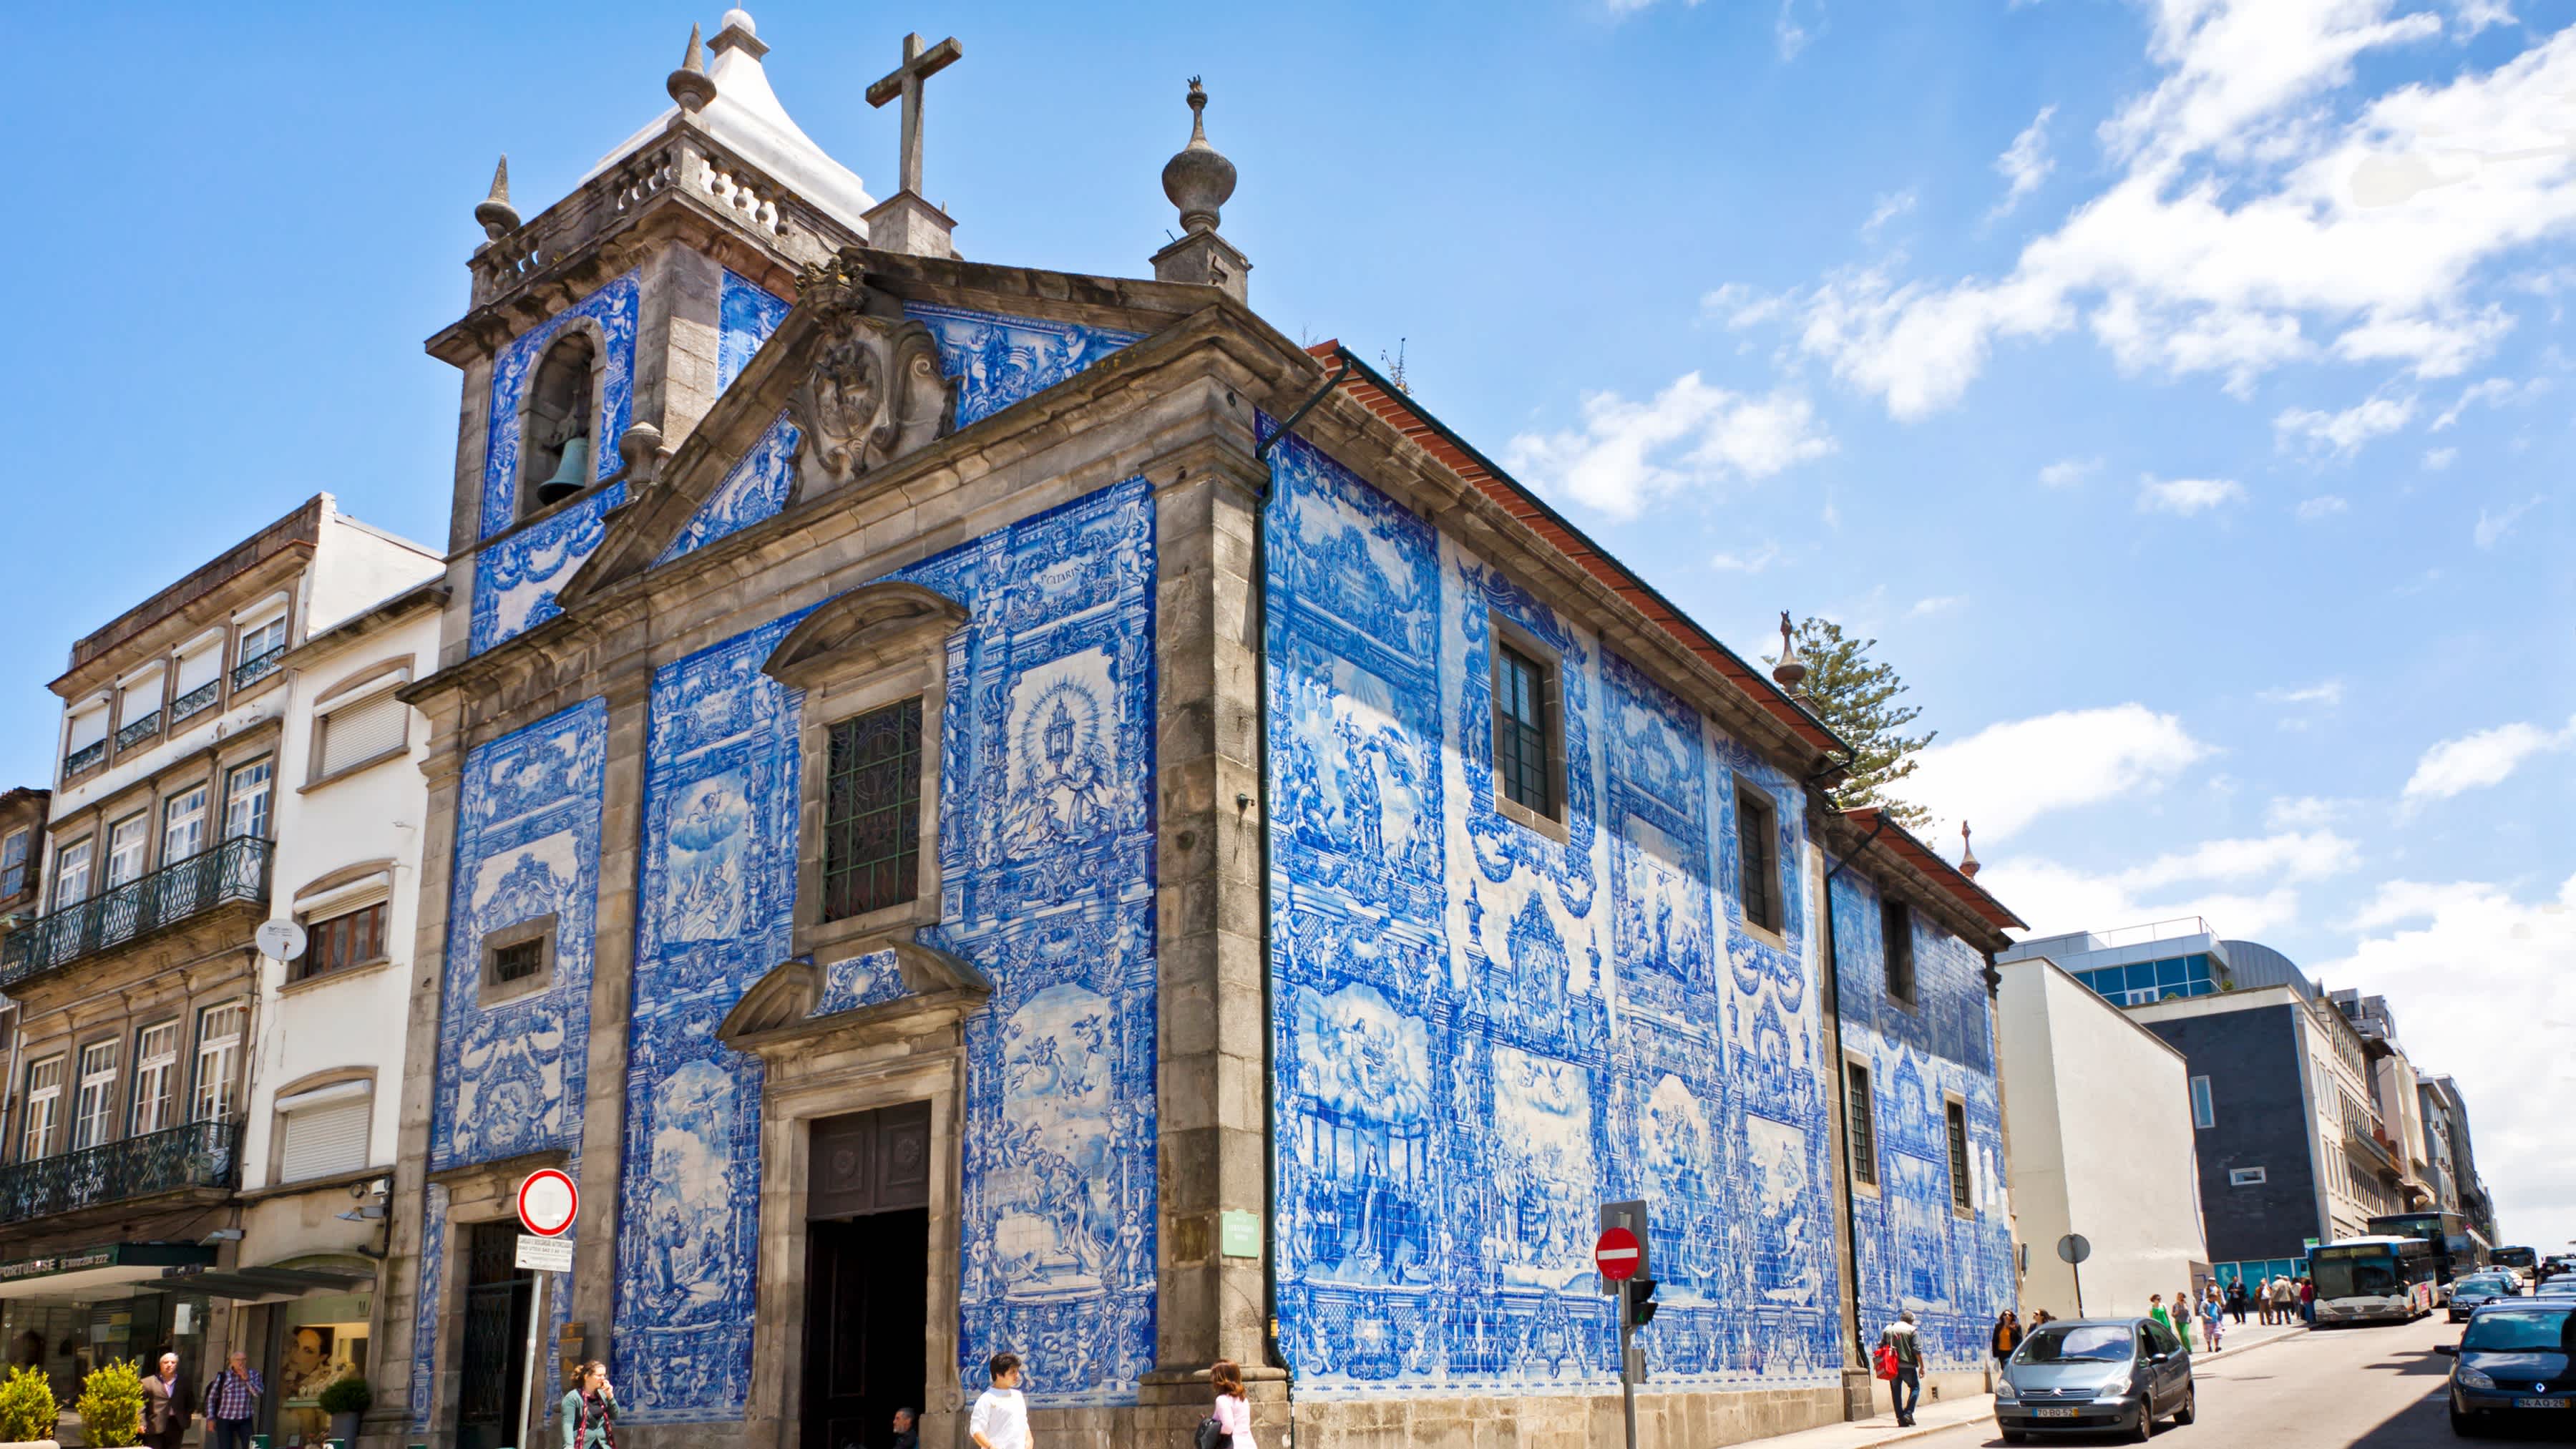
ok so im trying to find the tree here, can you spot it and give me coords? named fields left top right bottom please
left=1769, top=616, right=1936, bottom=829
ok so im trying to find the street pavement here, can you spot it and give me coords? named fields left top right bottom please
left=1765, top=1314, right=2481, bottom=1449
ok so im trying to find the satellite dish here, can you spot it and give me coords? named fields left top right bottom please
left=255, top=919, right=308, bottom=962
left=2057, top=1233, right=2093, bottom=1265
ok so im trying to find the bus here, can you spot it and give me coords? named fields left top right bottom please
left=2366, top=1210, right=2482, bottom=1284
left=2492, top=1245, right=2537, bottom=1274
left=2307, top=1236, right=2439, bottom=1325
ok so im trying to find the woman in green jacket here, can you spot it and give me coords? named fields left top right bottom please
left=561, top=1360, right=617, bottom=1449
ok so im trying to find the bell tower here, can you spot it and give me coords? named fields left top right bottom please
left=424, top=6, right=882, bottom=665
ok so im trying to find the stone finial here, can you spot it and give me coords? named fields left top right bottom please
left=474, top=155, right=520, bottom=239
left=1161, top=77, right=1236, bottom=234
left=668, top=23, right=718, bottom=112
left=1771, top=610, right=1807, bottom=691
left=1960, top=820, right=1981, bottom=878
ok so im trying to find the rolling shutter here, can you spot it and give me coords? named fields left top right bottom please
left=278, top=1083, right=371, bottom=1181
left=319, top=692, right=408, bottom=775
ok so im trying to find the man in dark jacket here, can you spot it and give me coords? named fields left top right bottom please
left=890, top=1406, right=920, bottom=1449
left=140, top=1351, right=190, bottom=1449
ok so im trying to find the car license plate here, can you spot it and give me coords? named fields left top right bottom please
left=2512, top=1397, right=2569, bottom=1409
left=2036, top=1407, right=2080, bottom=1418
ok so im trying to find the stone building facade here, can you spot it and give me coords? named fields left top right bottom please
left=371, top=11, right=2027, bottom=1449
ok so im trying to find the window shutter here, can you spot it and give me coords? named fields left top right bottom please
left=279, top=1095, right=371, bottom=1181
left=320, top=693, right=408, bottom=775
left=67, top=708, right=107, bottom=748
left=175, top=643, right=222, bottom=694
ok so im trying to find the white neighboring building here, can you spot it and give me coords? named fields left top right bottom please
left=235, top=576, right=444, bottom=1445
left=1996, top=955, right=2210, bottom=1318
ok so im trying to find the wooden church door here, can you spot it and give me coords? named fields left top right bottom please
left=801, top=1101, right=932, bottom=1449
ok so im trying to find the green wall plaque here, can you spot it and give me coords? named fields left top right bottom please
left=1219, top=1209, right=1262, bottom=1259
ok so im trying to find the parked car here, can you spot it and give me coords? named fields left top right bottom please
left=2451, top=1274, right=2522, bottom=1322
left=2439, top=1300, right=2575, bottom=1437
left=2533, top=1279, right=2576, bottom=1299
left=1994, top=1316, right=2195, bottom=1443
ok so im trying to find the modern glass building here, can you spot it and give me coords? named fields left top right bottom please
left=1997, top=918, right=2234, bottom=1007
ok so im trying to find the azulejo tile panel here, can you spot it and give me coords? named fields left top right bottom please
left=905, top=303, right=1143, bottom=431
left=605, top=477, right=1159, bottom=1420
left=472, top=490, right=619, bottom=653
left=657, top=411, right=799, bottom=565
left=718, top=270, right=789, bottom=391
left=477, top=273, right=640, bottom=541
left=614, top=612, right=809, bottom=1423
left=407, top=1181, right=450, bottom=1429
left=429, top=699, right=608, bottom=1171
left=1264, top=428, right=1846, bottom=1395
left=1831, top=871, right=2016, bottom=1370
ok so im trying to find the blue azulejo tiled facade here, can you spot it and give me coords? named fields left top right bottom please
left=1829, top=869, right=2017, bottom=1369
left=1263, top=429, right=1848, bottom=1397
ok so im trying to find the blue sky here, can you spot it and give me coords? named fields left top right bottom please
left=6, top=2, right=2568, bottom=1245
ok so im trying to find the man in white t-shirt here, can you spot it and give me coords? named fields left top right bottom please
left=970, top=1352, right=1032, bottom=1449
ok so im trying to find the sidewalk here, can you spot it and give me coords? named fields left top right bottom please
left=1737, top=1319, right=2311, bottom=1449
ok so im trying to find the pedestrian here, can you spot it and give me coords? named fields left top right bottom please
left=561, top=1360, right=617, bottom=1449
left=2031, top=1309, right=2052, bottom=1328
left=972, top=1352, right=1032, bottom=1449
left=2299, top=1276, right=2316, bottom=1324
left=1991, top=1309, right=2021, bottom=1366
left=2227, top=1278, right=2248, bottom=1325
left=2148, top=1292, right=2171, bottom=1337
left=2200, top=1288, right=2225, bottom=1350
left=891, top=1407, right=919, bottom=1449
left=2170, top=1290, right=2193, bottom=1351
left=1206, top=1357, right=1255, bottom=1449
left=201, top=1348, right=262, bottom=1449
left=140, top=1351, right=190, bottom=1449
left=2268, top=1274, right=2290, bottom=1325
left=1879, top=1309, right=1923, bottom=1428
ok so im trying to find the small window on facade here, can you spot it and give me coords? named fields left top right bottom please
left=71, top=1040, right=119, bottom=1151
left=129, top=1020, right=180, bottom=1137
left=316, top=692, right=409, bottom=779
left=223, top=759, right=273, bottom=841
left=276, top=1082, right=372, bottom=1183
left=104, top=812, right=150, bottom=889
left=2190, top=1075, right=2215, bottom=1130
left=522, top=332, right=600, bottom=516
left=1736, top=786, right=1782, bottom=933
left=52, top=838, right=92, bottom=909
left=1492, top=643, right=1558, bottom=821
left=192, top=1002, right=246, bottom=1123
left=21, top=1055, right=63, bottom=1161
left=2230, top=1166, right=2268, bottom=1186
left=234, top=615, right=289, bottom=688
left=294, top=902, right=388, bottom=982
left=1845, top=1058, right=1878, bottom=1189
left=1882, top=895, right=1916, bottom=1005
left=172, top=638, right=223, bottom=723
left=1944, top=1098, right=1974, bottom=1211
left=479, top=916, right=555, bottom=1005
left=823, top=698, right=925, bottom=922
left=162, top=785, right=208, bottom=867
left=0, top=829, right=27, bottom=899
left=492, top=940, right=543, bottom=982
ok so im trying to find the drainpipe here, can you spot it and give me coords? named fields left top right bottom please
left=1248, top=356, right=1352, bottom=1387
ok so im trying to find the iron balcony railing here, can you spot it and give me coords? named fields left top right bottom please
left=170, top=678, right=220, bottom=724
left=0, top=1118, right=238, bottom=1226
left=114, top=710, right=162, bottom=752
left=63, top=739, right=106, bottom=777
left=0, top=836, right=271, bottom=988
left=230, top=645, right=286, bottom=691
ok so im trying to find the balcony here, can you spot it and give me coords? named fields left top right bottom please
left=230, top=645, right=286, bottom=691
left=2344, top=1124, right=2404, bottom=1180
left=0, top=1118, right=238, bottom=1227
left=0, top=836, right=271, bottom=989
left=170, top=678, right=220, bottom=725
left=114, top=710, right=162, bottom=752
left=62, top=738, right=106, bottom=777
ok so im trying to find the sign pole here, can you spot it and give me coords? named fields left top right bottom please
left=1619, top=1277, right=1638, bottom=1449
left=2072, top=1258, right=2084, bottom=1318
left=516, top=1273, right=544, bottom=1449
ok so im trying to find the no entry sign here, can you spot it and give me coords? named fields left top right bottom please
left=1596, top=1226, right=1642, bottom=1282
left=518, top=1169, right=579, bottom=1237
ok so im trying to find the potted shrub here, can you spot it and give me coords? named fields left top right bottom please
left=0, top=1362, right=59, bottom=1448
left=73, top=1360, right=144, bottom=1449
left=317, top=1372, right=373, bottom=1446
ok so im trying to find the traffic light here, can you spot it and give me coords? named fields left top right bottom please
left=1627, top=1277, right=1659, bottom=1329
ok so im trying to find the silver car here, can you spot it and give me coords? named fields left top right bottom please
left=1994, top=1317, right=2197, bottom=1443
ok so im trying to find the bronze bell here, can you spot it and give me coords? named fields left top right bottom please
left=533, top=434, right=590, bottom=507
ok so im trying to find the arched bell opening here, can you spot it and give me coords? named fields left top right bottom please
left=519, top=330, right=600, bottom=518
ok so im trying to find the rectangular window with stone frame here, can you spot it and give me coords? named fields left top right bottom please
left=479, top=914, right=557, bottom=1007
left=1735, top=784, right=1783, bottom=935
left=1845, top=1055, right=1878, bottom=1190
left=1488, top=616, right=1568, bottom=840
left=1882, top=895, right=1917, bottom=1006
left=822, top=698, right=925, bottom=922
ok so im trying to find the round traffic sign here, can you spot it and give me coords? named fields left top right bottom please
left=1596, top=1226, right=1642, bottom=1282
left=2057, top=1233, right=2092, bottom=1265
left=519, top=1169, right=579, bottom=1237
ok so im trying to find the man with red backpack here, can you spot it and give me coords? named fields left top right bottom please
left=1875, top=1310, right=1923, bottom=1426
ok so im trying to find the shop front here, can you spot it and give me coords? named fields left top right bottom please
left=0, top=1244, right=222, bottom=1416
left=162, top=1258, right=378, bottom=1448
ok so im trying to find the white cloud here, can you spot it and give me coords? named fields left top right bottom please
left=1712, top=540, right=1785, bottom=572
left=1909, top=594, right=1967, bottom=616
left=2447, top=0, right=2518, bottom=37
left=1702, top=282, right=1787, bottom=330
left=2473, top=492, right=2545, bottom=547
left=2273, top=394, right=2416, bottom=457
left=2424, top=445, right=2458, bottom=469
left=1755, top=11, right=2576, bottom=419
left=1993, top=105, right=2059, bottom=216
left=1984, top=828, right=2358, bottom=939
left=2403, top=715, right=2576, bottom=799
left=2431, top=374, right=2547, bottom=429
left=2260, top=679, right=2344, bottom=706
left=2318, top=874, right=2576, bottom=1248
left=1906, top=703, right=2211, bottom=842
left=1863, top=190, right=1917, bottom=238
left=2295, top=493, right=2350, bottom=519
left=2039, top=457, right=2099, bottom=488
left=2264, top=794, right=2353, bottom=828
left=1505, top=374, right=1836, bottom=519
left=1777, top=0, right=1823, bottom=59
left=2138, top=475, right=2246, bottom=514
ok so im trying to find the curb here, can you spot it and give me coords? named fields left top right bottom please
left=1834, top=1327, right=2313, bottom=1449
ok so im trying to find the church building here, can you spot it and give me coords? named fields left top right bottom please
left=377, top=11, right=2025, bottom=1448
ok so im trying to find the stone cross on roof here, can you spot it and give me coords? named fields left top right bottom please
left=866, top=32, right=962, bottom=199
